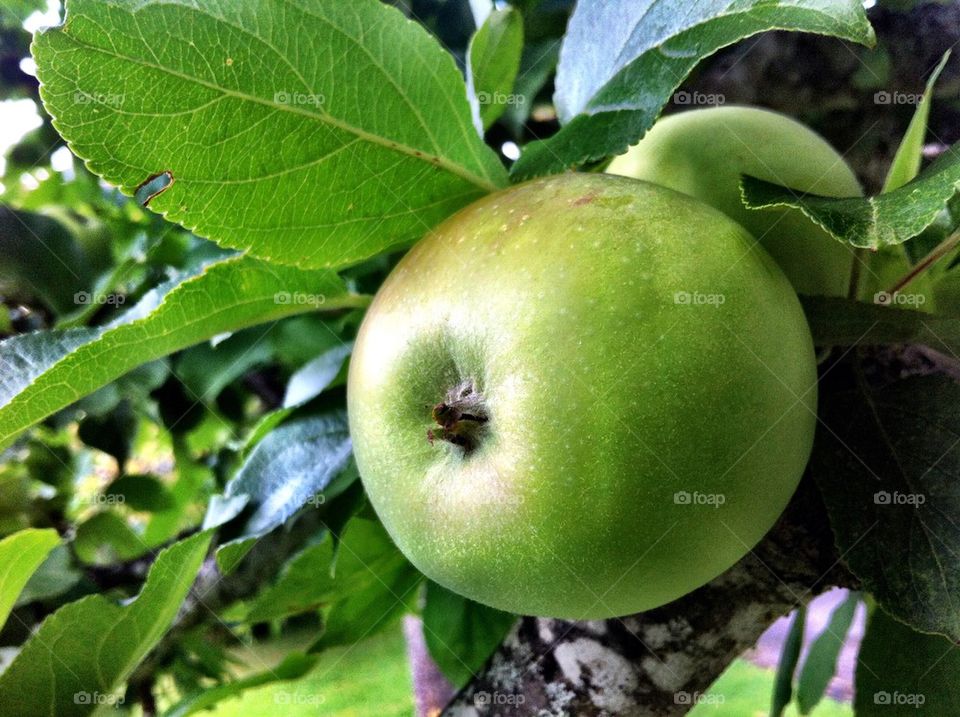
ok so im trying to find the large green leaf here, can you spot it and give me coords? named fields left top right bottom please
left=0, top=528, right=59, bottom=630
left=812, top=374, right=960, bottom=640
left=422, top=581, right=516, bottom=688
left=0, top=255, right=365, bottom=449
left=511, top=0, right=874, bottom=179
left=855, top=607, right=960, bottom=715
left=32, top=0, right=506, bottom=269
left=742, top=143, right=960, bottom=249
left=0, top=531, right=211, bottom=717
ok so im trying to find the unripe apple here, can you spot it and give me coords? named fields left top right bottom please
left=348, top=173, right=817, bottom=618
left=607, top=106, right=863, bottom=297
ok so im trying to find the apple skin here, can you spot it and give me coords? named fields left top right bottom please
left=607, top=106, right=863, bottom=298
left=348, top=173, right=817, bottom=619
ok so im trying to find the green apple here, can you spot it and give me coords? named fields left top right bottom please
left=607, top=106, right=863, bottom=297
left=348, top=173, right=817, bottom=619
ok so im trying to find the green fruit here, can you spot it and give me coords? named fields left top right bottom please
left=348, top=173, right=817, bottom=619
left=607, top=106, right=863, bottom=298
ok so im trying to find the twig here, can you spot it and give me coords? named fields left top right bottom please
left=886, top=228, right=960, bottom=296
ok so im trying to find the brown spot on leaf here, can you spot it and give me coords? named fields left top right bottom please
left=135, top=171, right=175, bottom=207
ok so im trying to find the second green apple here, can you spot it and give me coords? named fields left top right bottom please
left=608, top=106, right=862, bottom=298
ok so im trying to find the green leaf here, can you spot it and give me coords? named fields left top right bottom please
left=742, top=143, right=960, bottom=249
left=796, top=592, right=860, bottom=714
left=422, top=581, right=516, bottom=688
left=811, top=374, right=960, bottom=640
left=309, top=519, right=421, bottom=651
left=0, top=254, right=365, bottom=449
left=77, top=398, right=137, bottom=466
left=163, top=651, right=318, bottom=717
left=882, top=51, right=950, bottom=192
left=0, top=531, right=211, bottom=717
left=75, top=360, right=169, bottom=419
left=246, top=518, right=410, bottom=624
left=467, top=8, right=524, bottom=132
left=105, top=474, right=176, bottom=512
left=175, top=328, right=275, bottom=403
left=203, top=412, right=352, bottom=539
left=0, top=207, right=92, bottom=314
left=142, top=438, right=212, bottom=547
left=181, top=626, right=413, bottom=716
left=74, top=511, right=149, bottom=565
left=15, top=545, right=83, bottom=607
left=0, top=528, right=59, bottom=630
left=33, top=0, right=507, bottom=269
left=501, top=40, right=560, bottom=136
left=283, top=343, right=353, bottom=408
left=855, top=606, right=960, bottom=715
left=801, top=296, right=960, bottom=352
left=214, top=537, right=257, bottom=576
left=2, top=0, right=48, bottom=28
left=510, top=0, right=874, bottom=179
left=770, top=605, right=806, bottom=717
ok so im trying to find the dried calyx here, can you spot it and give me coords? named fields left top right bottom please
left=427, top=380, right=488, bottom=452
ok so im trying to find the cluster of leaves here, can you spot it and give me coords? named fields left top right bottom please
left=0, top=0, right=958, bottom=715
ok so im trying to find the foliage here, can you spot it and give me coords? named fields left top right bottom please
left=0, top=0, right=958, bottom=714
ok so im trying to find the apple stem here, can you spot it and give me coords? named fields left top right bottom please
left=428, top=380, right=488, bottom=453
